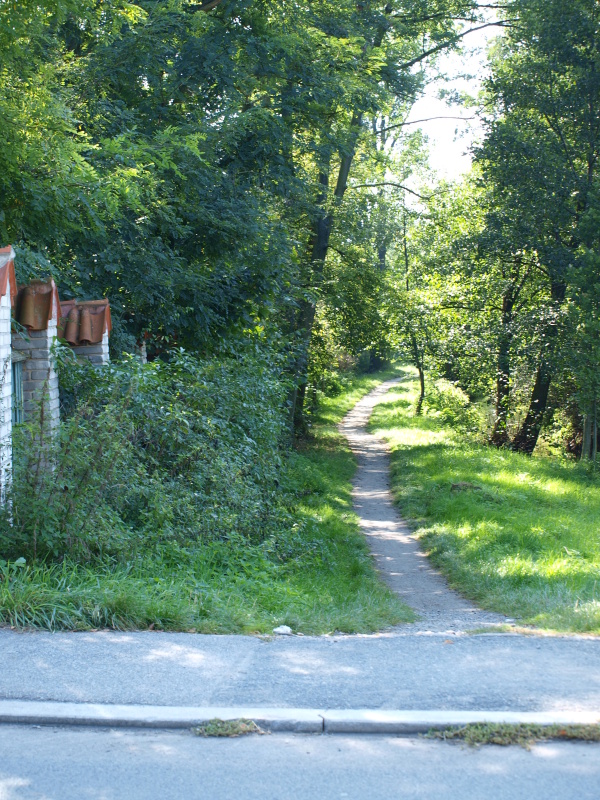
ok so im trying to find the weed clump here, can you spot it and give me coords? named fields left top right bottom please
left=0, top=348, right=289, bottom=561
left=427, top=723, right=600, bottom=749
left=192, top=719, right=265, bottom=738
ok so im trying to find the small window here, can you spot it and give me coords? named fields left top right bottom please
left=12, top=358, right=24, bottom=425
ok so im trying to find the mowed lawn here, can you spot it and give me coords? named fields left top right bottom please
left=370, top=369, right=600, bottom=633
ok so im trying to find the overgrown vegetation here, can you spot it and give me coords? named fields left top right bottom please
left=0, top=368, right=412, bottom=633
left=427, top=723, right=600, bottom=748
left=370, top=370, right=600, bottom=633
left=384, top=0, right=600, bottom=460
left=0, top=0, right=485, bottom=426
left=2, top=347, right=289, bottom=561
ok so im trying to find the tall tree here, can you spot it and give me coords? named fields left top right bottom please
left=476, top=0, right=600, bottom=453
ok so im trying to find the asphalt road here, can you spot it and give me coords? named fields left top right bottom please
left=1, top=629, right=599, bottom=712
left=0, top=725, right=598, bottom=800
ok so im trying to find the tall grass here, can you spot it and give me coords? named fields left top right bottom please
left=370, top=368, right=600, bottom=633
left=0, top=368, right=413, bottom=634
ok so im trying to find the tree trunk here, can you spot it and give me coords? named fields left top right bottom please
left=291, top=115, right=362, bottom=433
left=291, top=288, right=322, bottom=434
left=593, top=399, right=598, bottom=463
left=510, top=359, right=552, bottom=454
left=510, top=281, right=565, bottom=455
left=581, top=412, right=593, bottom=461
left=411, top=333, right=425, bottom=415
left=289, top=8, right=392, bottom=434
left=416, top=364, right=425, bottom=415
left=490, top=293, right=514, bottom=447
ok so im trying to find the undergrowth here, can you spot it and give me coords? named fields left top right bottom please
left=370, top=367, right=600, bottom=633
left=2, top=348, right=289, bottom=560
left=0, top=361, right=412, bottom=633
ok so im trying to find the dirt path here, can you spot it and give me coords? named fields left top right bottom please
left=341, top=378, right=505, bottom=633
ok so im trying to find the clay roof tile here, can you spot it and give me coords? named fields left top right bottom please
left=58, top=299, right=111, bottom=346
left=15, top=279, right=61, bottom=331
left=0, top=246, right=17, bottom=308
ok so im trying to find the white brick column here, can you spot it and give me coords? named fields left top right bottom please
left=0, top=287, right=13, bottom=500
left=0, top=246, right=16, bottom=503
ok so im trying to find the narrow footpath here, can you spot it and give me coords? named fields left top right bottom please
left=341, top=378, right=504, bottom=633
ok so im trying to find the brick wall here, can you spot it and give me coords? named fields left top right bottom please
left=11, top=303, right=60, bottom=435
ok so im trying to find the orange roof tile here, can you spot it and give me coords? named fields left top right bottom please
left=0, top=246, right=17, bottom=308
left=58, top=299, right=112, bottom=345
left=14, top=279, right=61, bottom=331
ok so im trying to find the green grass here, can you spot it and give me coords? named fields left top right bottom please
left=0, top=368, right=413, bottom=634
left=426, top=723, right=600, bottom=748
left=369, top=367, right=600, bottom=634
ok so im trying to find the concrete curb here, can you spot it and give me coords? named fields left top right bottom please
left=0, top=702, right=323, bottom=733
left=1, top=701, right=599, bottom=734
left=321, top=709, right=600, bottom=734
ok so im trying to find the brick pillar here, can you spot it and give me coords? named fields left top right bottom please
left=0, top=246, right=16, bottom=502
left=12, top=281, right=60, bottom=435
left=71, top=330, right=110, bottom=366
left=59, top=299, right=111, bottom=366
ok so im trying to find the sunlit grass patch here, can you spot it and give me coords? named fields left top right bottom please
left=370, top=369, right=600, bottom=634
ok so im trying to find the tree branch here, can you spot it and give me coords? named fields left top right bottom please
left=377, top=115, right=476, bottom=135
left=399, top=22, right=511, bottom=71
left=350, top=182, right=432, bottom=200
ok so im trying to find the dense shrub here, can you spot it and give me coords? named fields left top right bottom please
left=0, top=348, right=290, bottom=561
left=425, top=379, right=481, bottom=433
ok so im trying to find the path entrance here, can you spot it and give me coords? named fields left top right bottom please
left=341, top=378, right=505, bottom=633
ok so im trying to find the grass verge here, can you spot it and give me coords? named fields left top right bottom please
left=0, top=368, right=413, bottom=634
left=369, top=367, right=600, bottom=634
left=427, top=723, right=600, bottom=748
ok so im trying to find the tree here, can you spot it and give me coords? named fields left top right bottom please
left=287, top=0, right=493, bottom=430
left=475, top=0, right=600, bottom=453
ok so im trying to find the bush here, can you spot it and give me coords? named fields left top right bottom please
left=425, top=379, right=481, bottom=433
left=0, top=348, right=291, bottom=561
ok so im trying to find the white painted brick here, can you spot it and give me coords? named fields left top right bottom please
left=0, top=286, right=12, bottom=503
